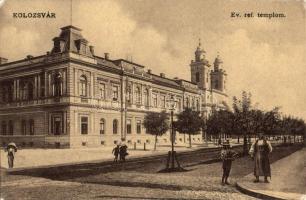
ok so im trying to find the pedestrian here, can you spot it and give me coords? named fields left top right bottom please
left=6, top=142, right=17, bottom=168
left=249, top=132, right=272, bottom=183
left=112, top=144, right=120, bottom=162
left=119, top=144, right=128, bottom=162
left=220, top=140, right=238, bottom=185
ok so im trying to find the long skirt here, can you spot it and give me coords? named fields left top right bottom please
left=222, top=160, right=232, bottom=176
left=254, top=152, right=271, bottom=177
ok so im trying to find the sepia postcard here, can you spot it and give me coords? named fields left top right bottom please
left=0, top=0, right=305, bottom=199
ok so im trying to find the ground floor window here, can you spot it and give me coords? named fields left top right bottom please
left=51, top=114, right=63, bottom=135
left=22, top=120, right=26, bottom=135
left=1, top=121, right=6, bottom=135
left=126, top=119, right=131, bottom=134
left=136, top=120, right=141, bottom=134
left=81, top=117, right=88, bottom=135
left=8, top=120, right=13, bottom=135
left=113, top=119, right=118, bottom=134
left=100, top=118, right=105, bottom=134
left=29, top=119, right=34, bottom=135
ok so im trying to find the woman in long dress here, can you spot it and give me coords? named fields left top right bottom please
left=249, top=133, right=272, bottom=183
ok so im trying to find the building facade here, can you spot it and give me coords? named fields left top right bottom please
left=0, top=26, right=228, bottom=148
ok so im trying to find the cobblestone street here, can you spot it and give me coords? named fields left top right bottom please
left=1, top=145, right=302, bottom=200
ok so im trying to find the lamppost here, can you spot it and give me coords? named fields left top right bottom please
left=163, top=95, right=183, bottom=172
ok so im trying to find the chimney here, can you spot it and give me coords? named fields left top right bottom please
left=89, top=45, right=95, bottom=55
left=160, top=73, right=165, bottom=78
left=147, top=69, right=152, bottom=74
left=0, top=57, right=8, bottom=65
left=104, top=53, right=109, bottom=60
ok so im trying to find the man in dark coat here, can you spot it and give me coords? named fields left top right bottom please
left=112, top=145, right=120, bottom=162
left=249, top=133, right=273, bottom=183
left=119, top=144, right=128, bottom=162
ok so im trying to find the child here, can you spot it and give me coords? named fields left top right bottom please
left=220, top=141, right=238, bottom=185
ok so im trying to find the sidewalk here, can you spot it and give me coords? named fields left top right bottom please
left=0, top=143, right=220, bottom=169
left=236, top=148, right=306, bottom=200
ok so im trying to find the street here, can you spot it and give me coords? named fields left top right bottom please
left=0, top=144, right=302, bottom=200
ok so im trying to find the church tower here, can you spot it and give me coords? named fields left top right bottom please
left=190, top=39, right=211, bottom=90
left=211, top=54, right=227, bottom=92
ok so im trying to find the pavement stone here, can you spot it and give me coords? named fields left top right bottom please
left=236, top=147, right=306, bottom=200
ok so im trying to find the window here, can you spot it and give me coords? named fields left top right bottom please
left=177, top=98, right=181, bottom=111
left=186, top=97, right=190, bottom=108
left=100, top=118, right=105, bottom=134
left=126, top=86, right=131, bottom=103
left=51, top=115, right=63, bottom=135
left=29, top=119, right=34, bottom=135
left=113, top=119, right=118, bottom=134
left=1, top=121, right=6, bottom=135
left=28, top=83, right=34, bottom=100
left=196, top=99, right=200, bottom=111
left=112, top=85, right=119, bottom=101
left=152, top=94, right=157, bottom=107
left=136, top=120, right=141, bottom=134
left=144, top=89, right=149, bottom=106
left=54, top=73, right=62, bottom=97
left=81, top=117, right=88, bottom=134
left=135, top=86, right=141, bottom=104
left=126, top=119, right=131, bottom=134
left=79, top=75, right=87, bottom=97
left=8, top=85, right=13, bottom=102
left=40, top=73, right=45, bottom=97
left=161, top=95, right=166, bottom=108
left=192, top=98, right=195, bottom=110
left=22, top=120, right=26, bottom=135
left=196, top=72, right=200, bottom=82
left=20, top=83, right=28, bottom=100
left=8, top=120, right=13, bottom=135
left=99, top=83, right=105, bottom=99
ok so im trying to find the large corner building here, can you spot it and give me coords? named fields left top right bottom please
left=0, top=26, right=228, bottom=148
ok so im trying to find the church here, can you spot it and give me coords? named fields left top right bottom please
left=0, top=25, right=228, bottom=148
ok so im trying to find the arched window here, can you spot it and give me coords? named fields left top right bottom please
left=29, top=119, right=34, bottom=135
left=135, top=86, right=141, bottom=104
left=79, top=75, right=87, bottom=97
left=54, top=73, right=62, bottom=97
left=113, top=119, right=118, bottom=134
left=100, top=118, right=105, bottom=134
left=28, top=83, right=34, bottom=100
left=192, top=98, right=195, bottom=109
left=144, top=88, right=149, bottom=106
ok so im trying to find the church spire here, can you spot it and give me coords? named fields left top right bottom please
left=195, top=38, right=206, bottom=62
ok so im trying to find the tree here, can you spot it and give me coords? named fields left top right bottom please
left=175, top=108, right=204, bottom=148
left=143, top=111, right=169, bottom=150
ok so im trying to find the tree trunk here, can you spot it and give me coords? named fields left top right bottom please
left=294, top=134, right=296, bottom=143
left=243, top=135, right=248, bottom=155
left=154, top=135, right=157, bottom=151
left=238, top=136, right=240, bottom=143
left=189, top=133, right=192, bottom=148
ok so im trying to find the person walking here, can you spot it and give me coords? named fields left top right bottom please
left=112, top=144, right=120, bottom=162
left=220, top=140, right=238, bottom=185
left=119, top=144, right=128, bottom=162
left=249, top=132, right=273, bottom=183
left=6, top=142, right=17, bottom=168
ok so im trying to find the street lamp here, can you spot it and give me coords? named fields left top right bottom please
left=162, top=95, right=183, bottom=172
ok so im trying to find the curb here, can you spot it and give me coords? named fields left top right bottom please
left=236, top=181, right=286, bottom=200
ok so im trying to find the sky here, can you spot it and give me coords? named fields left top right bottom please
left=0, top=0, right=305, bottom=119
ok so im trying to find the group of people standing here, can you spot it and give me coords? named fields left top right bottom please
left=220, top=132, right=272, bottom=185
left=112, top=143, right=129, bottom=162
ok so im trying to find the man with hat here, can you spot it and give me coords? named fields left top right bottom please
left=6, top=142, right=17, bottom=168
left=249, top=132, right=272, bottom=183
left=220, top=140, right=238, bottom=185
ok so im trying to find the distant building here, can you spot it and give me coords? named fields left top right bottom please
left=0, top=26, right=228, bottom=148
